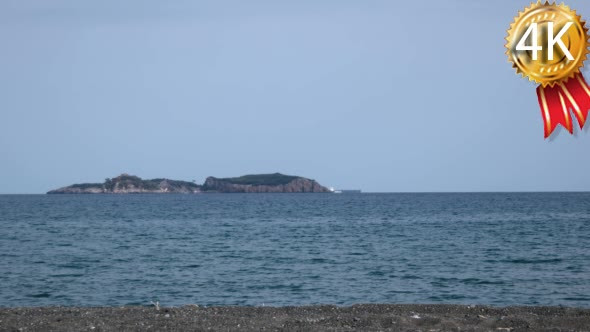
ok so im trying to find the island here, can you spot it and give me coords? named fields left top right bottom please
left=47, top=173, right=331, bottom=194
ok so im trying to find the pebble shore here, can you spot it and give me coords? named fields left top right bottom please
left=1, top=304, right=589, bottom=331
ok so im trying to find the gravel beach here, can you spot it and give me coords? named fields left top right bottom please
left=1, top=304, right=589, bottom=331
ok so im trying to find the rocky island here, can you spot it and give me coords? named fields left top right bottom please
left=47, top=173, right=331, bottom=194
left=203, top=173, right=330, bottom=193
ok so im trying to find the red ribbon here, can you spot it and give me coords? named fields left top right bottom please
left=536, top=73, right=590, bottom=138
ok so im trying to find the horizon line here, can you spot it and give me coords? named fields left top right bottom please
left=1, top=190, right=590, bottom=195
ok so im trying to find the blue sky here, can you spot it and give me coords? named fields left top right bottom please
left=1, top=0, right=590, bottom=193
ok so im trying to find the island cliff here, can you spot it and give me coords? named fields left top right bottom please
left=202, top=173, right=330, bottom=193
left=47, top=174, right=201, bottom=194
left=47, top=173, right=331, bottom=194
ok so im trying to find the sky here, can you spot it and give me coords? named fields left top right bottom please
left=1, top=0, right=590, bottom=193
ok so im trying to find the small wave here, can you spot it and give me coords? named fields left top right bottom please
left=386, top=290, right=413, bottom=294
left=461, top=278, right=505, bottom=285
left=50, top=273, right=84, bottom=278
left=562, top=297, right=590, bottom=301
left=368, top=270, right=385, bottom=277
left=57, top=264, right=87, bottom=269
left=401, top=275, right=421, bottom=280
left=503, top=258, right=563, bottom=264
left=310, top=258, right=331, bottom=263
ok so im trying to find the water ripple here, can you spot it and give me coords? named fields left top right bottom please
left=0, top=193, right=589, bottom=307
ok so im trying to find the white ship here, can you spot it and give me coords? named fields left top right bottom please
left=329, top=187, right=360, bottom=194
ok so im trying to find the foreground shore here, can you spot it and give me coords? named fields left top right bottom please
left=1, top=304, right=590, bottom=331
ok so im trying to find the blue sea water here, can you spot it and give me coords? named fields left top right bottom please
left=0, top=193, right=589, bottom=307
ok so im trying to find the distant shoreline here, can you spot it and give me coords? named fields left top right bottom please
left=1, top=305, right=589, bottom=331
left=2, top=191, right=590, bottom=195
left=46, top=173, right=333, bottom=194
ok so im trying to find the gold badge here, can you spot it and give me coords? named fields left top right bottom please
left=506, top=2, right=589, bottom=87
left=506, top=1, right=590, bottom=138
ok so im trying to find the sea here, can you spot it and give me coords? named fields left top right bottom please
left=0, top=193, right=589, bottom=308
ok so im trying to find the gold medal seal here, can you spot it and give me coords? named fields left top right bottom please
left=505, top=1, right=590, bottom=138
left=506, top=2, right=589, bottom=86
